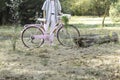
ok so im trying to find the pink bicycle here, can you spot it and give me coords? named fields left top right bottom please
left=21, top=15, right=80, bottom=48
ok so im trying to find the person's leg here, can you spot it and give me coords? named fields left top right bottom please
left=44, top=22, right=49, bottom=34
left=50, top=15, right=56, bottom=43
left=50, top=15, right=56, bottom=34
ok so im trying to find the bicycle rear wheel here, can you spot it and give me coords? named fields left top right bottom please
left=57, top=25, right=80, bottom=47
left=21, top=26, right=44, bottom=48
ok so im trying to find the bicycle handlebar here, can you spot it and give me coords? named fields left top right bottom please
left=36, top=14, right=71, bottom=22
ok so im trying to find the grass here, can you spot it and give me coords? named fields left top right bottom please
left=69, top=16, right=120, bottom=28
left=0, top=16, right=120, bottom=80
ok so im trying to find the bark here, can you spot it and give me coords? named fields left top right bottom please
left=74, top=32, right=118, bottom=47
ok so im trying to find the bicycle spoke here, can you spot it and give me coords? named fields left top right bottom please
left=57, top=25, right=80, bottom=47
left=21, top=26, right=44, bottom=48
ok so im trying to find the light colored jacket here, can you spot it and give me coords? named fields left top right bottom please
left=42, top=0, right=61, bottom=23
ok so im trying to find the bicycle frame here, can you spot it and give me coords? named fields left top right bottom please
left=21, top=14, right=79, bottom=48
left=22, top=20, right=63, bottom=44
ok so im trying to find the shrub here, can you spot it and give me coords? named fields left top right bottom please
left=109, top=2, right=120, bottom=22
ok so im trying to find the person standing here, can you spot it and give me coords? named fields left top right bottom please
left=42, top=0, right=62, bottom=43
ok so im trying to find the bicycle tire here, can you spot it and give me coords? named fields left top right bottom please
left=57, top=24, right=80, bottom=47
left=21, top=26, right=44, bottom=48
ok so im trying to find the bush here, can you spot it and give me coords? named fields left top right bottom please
left=109, top=2, right=120, bottom=22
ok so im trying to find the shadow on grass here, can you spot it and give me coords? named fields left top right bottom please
left=72, top=23, right=120, bottom=28
left=0, top=69, right=34, bottom=80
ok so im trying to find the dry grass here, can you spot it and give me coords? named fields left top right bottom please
left=0, top=17, right=120, bottom=80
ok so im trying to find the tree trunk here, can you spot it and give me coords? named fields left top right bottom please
left=2, top=13, right=6, bottom=25
left=102, top=6, right=108, bottom=27
left=73, top=32, right=118, bottom=47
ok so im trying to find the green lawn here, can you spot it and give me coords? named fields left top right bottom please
left=0, top=16, right=120, bottom=80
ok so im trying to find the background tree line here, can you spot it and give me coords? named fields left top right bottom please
left=0, top=0, right=119, bottom=25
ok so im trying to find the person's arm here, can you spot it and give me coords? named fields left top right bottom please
left=42, top=1, right=46, bottom=10
left=42, top=1, right=46, bottom=23
left=57, top=0, right=62, bottom=15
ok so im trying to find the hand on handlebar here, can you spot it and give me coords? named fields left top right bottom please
left=58, top=12, right=63, bottom=16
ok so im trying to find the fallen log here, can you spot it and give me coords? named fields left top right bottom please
left=73, top=32, right=119, bottom=47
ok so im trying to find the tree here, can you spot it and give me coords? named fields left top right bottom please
left=61, top=0, right=105, bottom=16
left=60, top=0, right=73, bottom=14
left=19, top=0, right=44, bottom=25
left=92, top=0, right=106, bottom=17
left=102, top=0, right=118, bottom=27
left=0, top=0, right=10, bottom=25
left=109, top=0, right=120, bottom=22
left=6, top=0, right=23, bottom=24
left=0, top=0, right=118, bottom=25
left=0, top=0, right=44, bottom=25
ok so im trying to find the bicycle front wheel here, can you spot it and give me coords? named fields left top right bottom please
left=57, top=25, right=80, bottom=47
left=21, top=26, right=44, bottom=48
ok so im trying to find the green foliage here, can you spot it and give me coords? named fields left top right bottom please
left=0, top=0, right=119, bottom=25
left=0, top=0, right=44, bottom=25
left=60, top=0, right=109, bottom=16
left=92, top=0, right=106, bottom=16
left=0, top=0, right=6, bottom=10
left=62, top=16, right=69, bottom=25
left=71, top=0, right=94, bottom=15
left=19, top=0, right=44, bottom=25
left=109, top=1, right=120, bottom=22
left=0, top=0, right=10, bottom=25
left=60, top=0, right=72, bottom=14
left=62, top=15, right=69, bottom=29
left=6, top=0, right=22, bottom=24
